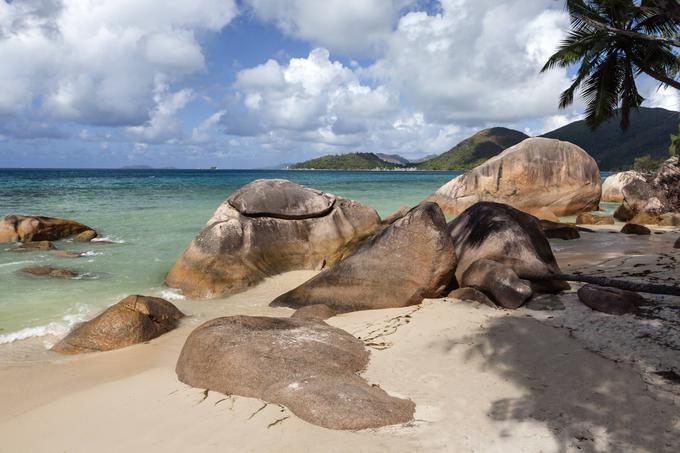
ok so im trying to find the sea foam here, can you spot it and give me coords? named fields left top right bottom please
left=0, top=305, right=90, bottom=346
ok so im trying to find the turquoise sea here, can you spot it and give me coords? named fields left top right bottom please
left=0, top=169, right=462, bottom=343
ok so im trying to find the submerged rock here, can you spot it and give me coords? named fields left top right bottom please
left=577, top=284, right=643, bottom=315
left=448, top=202, right=569, bottom=296
left=165, top=179, right=381, bottom=298
left=427, top=137, right=601, bottom=218
left=175, top=316, right=415, bottom=430
left=53, top=250, right=84, bottom=258
left=10, top=241, right=55, bottom=252
left=270, top=202, right=456, bottom=313
left=52, top=295, right=185, bottom=354
left=19, top=266, right=79, bottom=279
left=0, top=215, right=93, bottom=243
left=621, top=223, right=651, bottom=235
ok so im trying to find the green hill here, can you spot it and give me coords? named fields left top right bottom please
left=290, top=152, right=404, bottom=170
left=542, top=107, right=679, bottom=170
left=416, top=127, right=529, bottom=170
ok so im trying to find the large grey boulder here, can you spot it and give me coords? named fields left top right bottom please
left=427, top=138, right=601, bottom=219
left=165, top=179, right=381, bottom=298
left=0, top=215, right=94, bottom=243
left=52, top=295, right=185, bottom=354
left=601, top=171, right=646, bottom=203
left=270, top=202, right=456, bottom=313
left=448, top=202, right=569, bottom=295
left=175, top=316, right=415, bottom=430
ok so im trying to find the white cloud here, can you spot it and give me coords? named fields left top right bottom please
left=243, top=0, right=413, bottom=56
left=645, top=85, right=680, bottom=112
left=221, top=0, right=574, bottom=160
left=0, top=0, right=237, bottom=132
left=127, top=83, right=194, bottom=143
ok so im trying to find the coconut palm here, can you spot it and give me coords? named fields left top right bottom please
left=542, top=0, right=679, bottom=130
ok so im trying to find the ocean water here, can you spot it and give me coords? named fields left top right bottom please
left=0, top=169, right=461, bottom=343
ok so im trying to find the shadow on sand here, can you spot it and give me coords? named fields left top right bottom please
left=451, top=316, right=680, bottom=452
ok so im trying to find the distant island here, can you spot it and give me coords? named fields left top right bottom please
left=289, top=107, right=678, bottom=171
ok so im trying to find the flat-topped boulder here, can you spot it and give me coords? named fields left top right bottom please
left=175, top=316, right=414, bottom=430
left=228, top=179, right=335, bottom=219
left=0, top=215, right=94, bottom=243
left=448, top=202, right=569, bottom=297
left=52, top=295, right=185, bottom=354
left=165, top=179, right=381, bottom=298
left=270, top=202, right=456, bottom=313
left=427, top=137, right=601, bottom=218
left=601, top=171, right=645, bottom=203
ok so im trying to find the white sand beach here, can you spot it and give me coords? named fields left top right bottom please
left=1, top=228, right=679, bottom=453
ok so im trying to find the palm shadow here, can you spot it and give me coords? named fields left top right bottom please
left=444, top=315, right=679, bottom=452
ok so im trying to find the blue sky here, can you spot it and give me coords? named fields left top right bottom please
left=0, top=0, right=677, bottom=169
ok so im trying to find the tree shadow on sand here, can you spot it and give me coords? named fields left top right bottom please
left=449, top=316, right=680, bottom=452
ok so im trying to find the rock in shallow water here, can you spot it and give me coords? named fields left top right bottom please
left=270, top=202, right=456, bottom=313
left=52, top=295, right=185, bottom=354
left=10, top=241, right=55, bottom=252
left=576, top=284, right=644, bottom=316
left=165, top=179, right=380, bottom=298
left=74, top=229, right=98, bottom=242
left=19, top=266, right=79, bottom=279
left=175, top=316, right=415, bottom=430
left=0, top=215, right=93, bottom=243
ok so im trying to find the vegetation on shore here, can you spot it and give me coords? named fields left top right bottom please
left=289, top=152, right=403, bottom=170
left=416, top=128, right=528, bottom=170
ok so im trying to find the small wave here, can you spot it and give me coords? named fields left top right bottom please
left=91, top=236, right=126, bottom=244
left=161, top=289, right=185, bottom=301
left=0, top=305, right=90, bottom=345
left=81, top=251, right=104, bottom=257
left=0, top=260, right=34, bottom=268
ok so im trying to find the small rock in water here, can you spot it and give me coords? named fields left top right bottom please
left=53, top=250, right=84, bottom=258
left=74, top=229, right=98, bottom=242
left=19, top=265, right=79, bottom=279
left=447, top=287, right=497, bottom=308
left=576, top=284, right=644, bottom=315
left=524, top=294, right=566, bottom=311
left=10, top=241, right=55, bottom=252
left=621, top=223, right=651, bottom=235
left=674, top=237, right=680, bottom=249
left=52, top=295, right=185, bottom=354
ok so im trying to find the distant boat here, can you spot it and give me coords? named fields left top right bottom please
left=209, top=166, right=217, bottom=170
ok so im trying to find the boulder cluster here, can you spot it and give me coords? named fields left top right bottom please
left=604, top=157, right=680, bottom=225
left=14, top=137, right=678, bottom=432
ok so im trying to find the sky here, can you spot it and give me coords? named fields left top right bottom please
left=0, top=0, right=678, bottom=169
